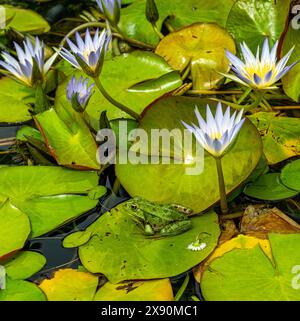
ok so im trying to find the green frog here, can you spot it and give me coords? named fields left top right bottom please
left=122, top=197, right=193, bottom=237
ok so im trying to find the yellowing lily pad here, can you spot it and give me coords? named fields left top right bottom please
left=94, top=279, right=174, bottom=301
left=249, top=112, right=300, bottom=165
left=0, top=77, right=33, bottom=124
left=194, top=235, right=271, bottom=282
left=63, top=204, right=220, bottom=284
left=201, top=233, right=300, bottom=301
left=39, top=269, right=99, bottom=301
left=155, top=23, right=236, bottom=90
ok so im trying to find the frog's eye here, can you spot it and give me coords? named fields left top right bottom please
left=130, top=204, right=138, bottom=210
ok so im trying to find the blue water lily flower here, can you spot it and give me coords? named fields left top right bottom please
left=66, top=76, right=95, bottom=112
left=58, top=28, right=111, bottom=77
left=224, top=38, right=298, bottom=90
left=96, top=0, right=121, bottom=26
left=182, top=103, right=245, bottom=157
left=0, top=37, right=56, bottom=87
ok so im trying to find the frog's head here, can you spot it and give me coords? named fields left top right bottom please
left=122, top=197, right=145, bottom=220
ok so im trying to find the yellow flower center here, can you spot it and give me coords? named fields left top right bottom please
left=243, top=62, right=277, bottom=85
left=210, top=132, right=222, bottom=140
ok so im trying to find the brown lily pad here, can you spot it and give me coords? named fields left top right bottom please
left=218, top=219, right=239, bottom=244
left=155, top=23, right=236, bottom=90
left=240, top=205, right=300, bottom=239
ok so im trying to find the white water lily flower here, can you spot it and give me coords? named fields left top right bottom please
left=58, top=28, right=111, bottom=77
left=0, top=37, right=56, bottom=87
left=66, top=76, right=95, bottom=112
left=96, top=0, right=121, bottom=26
left=187, top=241, right=207, bottom=251
left=224, top=38, right=298, bottom=90
left=182, top=103, right=245, bottom=157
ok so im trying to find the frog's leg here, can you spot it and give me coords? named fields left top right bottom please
left=144, top=224, right=155, bottom=236
left=160, top=220, right=192, bottom=237
left=168, top=204, right=193, bottom=215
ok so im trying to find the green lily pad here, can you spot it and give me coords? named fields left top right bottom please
left=0, top=5, right=15, bottom=26
left=116, top=96, right=262, bottom=213
left=249, top=112, right=300, bottom=165
left=39, top=269, right=99, bottom=301
left=34, top=108, right=99, bottom=170
left=201, top=233, right=300, bottom=301
left=243, top=173, right=299, bottom=201
left=1, top=5, right=50, bottom=34
left=4, top=251, right=46, bottom=280
left=119, top=0, right=236, bottom=46
left=282, top=20, right=300, bottom=102
left=281, top=160, right=300, bottom=191
left=16, top=125, right=44, bottom=142
left=0, top=166, right=103, bottom=239
left=226, top=0, right=290, bottom=52
left=0, top=201, right=30, bottom=259
left=15, top=195, right=101, bottom=238
left=0, top=251, right=47, bottom=301
left=63, top=204, right=220, bottom=283
left=55, top=51, right=182, bottom=129
left=0, top=77, right=33, bottom=124
left=155, top=23, right=236, bottom=90
left=0, top=278, right=46, bottom=301
left=227, top=154, right=269, bottom=202
left=94, top=279, right=174, bottom=301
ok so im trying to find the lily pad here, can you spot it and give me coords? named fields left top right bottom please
left=16, top=126, right=44, bottom=142
left=116, top=96, right=262, bottom=212
left=4, top=251, right=46, bottom=280
left=240, top=206, right=300, bottom=239
left=0, top=5, right=15, bottom=26
left=119, top=0, right=236, bottom=46
left=94, top=279, right=174, bottom=301
left=55, top=51, right=182, bottom=129
left=226, top=0, right=290, bottom=52
left=281, top=160, right=300, bottom=191
left=155, top=23, right=236, bottom=90
left=63, top=204, right=220, bottom=283
left=39, top=269, right=99, bottom=301
left=201, top=233, right=300, bottom=301
left=243, top=173, right=299, bottom=201
left=282, top=21, right=300, bottom=102
left=249, top=112, right=300, bottom=165
left=194, top=234, right=272, bottom=282
left=0, top=251, right=47, bottom=301
left=0, top=201, right=30, bottom=259
left=35, top=108, right=99, bottom=170
left=0, top=166, right=103, bottom=240
left=0, top=278, right=46, bottom=301
left=0, top=77, right=33, bottom=124
left=1, top=5, right=50, bottom=34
